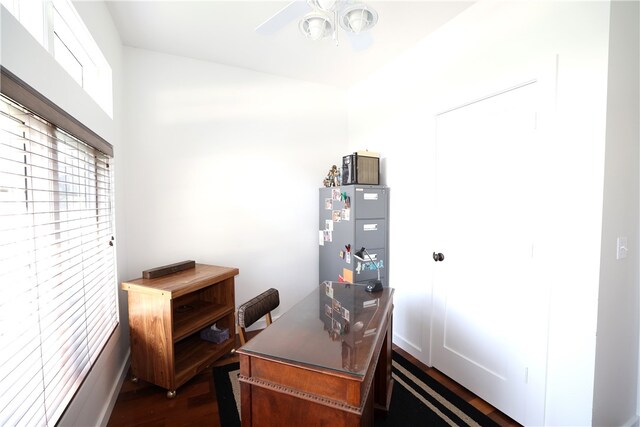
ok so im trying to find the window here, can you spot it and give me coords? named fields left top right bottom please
left=0, top=0, right=113, bottom=117
left=0, top=89, right=117, bottom=426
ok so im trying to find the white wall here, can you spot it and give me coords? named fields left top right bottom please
left=348, top=1, right=616, bottom=425
left=1, top=2, right=129, bottom=426
left=120, top=47, right=348, bottom=315
left=593, top=1, right=640, bottom=426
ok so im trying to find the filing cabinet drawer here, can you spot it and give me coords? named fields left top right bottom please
left=355, top=220, right=386, bottom=249
left=353, top=248, right=386, bottom=283
left=354, top=187, right=387, bottom=219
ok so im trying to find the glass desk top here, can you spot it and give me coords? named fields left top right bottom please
left=238, top=282, right=394, bottom=377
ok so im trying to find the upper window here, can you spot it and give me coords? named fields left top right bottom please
left=1, top=0, right=113, bottom=118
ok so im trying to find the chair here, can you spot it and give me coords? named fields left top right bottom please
left=237, top=288, right=280, bottom=345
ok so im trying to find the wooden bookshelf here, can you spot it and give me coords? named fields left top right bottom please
left=122, top=264, right=238, bottom=398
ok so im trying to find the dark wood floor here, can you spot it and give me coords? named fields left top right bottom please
left=107, top=333, right=521, bottom=427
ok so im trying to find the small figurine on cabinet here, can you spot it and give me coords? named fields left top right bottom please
left=323, top=165, right=341, bottom=187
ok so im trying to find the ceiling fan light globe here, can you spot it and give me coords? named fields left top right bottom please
left=347, top=11, right=367, bottom=33
left=299, top=11, right=333, bottom=40
left=340, top=4, right=378, bottom=33
left=309, top=17, right=327, bottom=40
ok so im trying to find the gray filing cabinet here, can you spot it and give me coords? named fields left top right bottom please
left=319, top=185, right=389, bottom=287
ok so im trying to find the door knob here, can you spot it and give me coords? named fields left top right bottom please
left=433, top=252, right=445, bottom=262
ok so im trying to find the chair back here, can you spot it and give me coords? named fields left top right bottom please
left=237, top=288, right=279, bottom=345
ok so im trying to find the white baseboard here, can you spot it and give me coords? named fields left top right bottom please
left=392, top=332, right=430, bottom=366
left=98, top=349, right=131, bottom=427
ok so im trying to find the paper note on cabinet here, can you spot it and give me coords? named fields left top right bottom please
left=343, top=268, right=353, bottom=283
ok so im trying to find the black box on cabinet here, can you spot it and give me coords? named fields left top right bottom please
left=342, top=152, right=379, bottom=185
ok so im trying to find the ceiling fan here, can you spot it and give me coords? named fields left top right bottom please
left=255, top=0, right=378, bottom=49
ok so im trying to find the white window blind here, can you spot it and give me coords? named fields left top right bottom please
left=0, top=94, right=117, bottom=426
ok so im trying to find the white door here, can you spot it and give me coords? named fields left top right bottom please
left=432, top=81, right=547, bottom=425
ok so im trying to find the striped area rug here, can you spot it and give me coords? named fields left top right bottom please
left=213, top=351, right=500, bottom=427
left=380, top=351, right=500, bottom=426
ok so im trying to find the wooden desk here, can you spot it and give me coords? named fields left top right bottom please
left=237, top=282, right=394, bottom=426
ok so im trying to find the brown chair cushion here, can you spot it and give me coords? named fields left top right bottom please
left=238, top=288, right=280, bottom=328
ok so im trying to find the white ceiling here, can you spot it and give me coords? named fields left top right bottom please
left=106, top=1, right=474, bottom=88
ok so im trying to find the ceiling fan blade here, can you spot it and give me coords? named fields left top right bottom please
left=255, top=1, right=312, bottom=35
left=346, top=31, right=374, bottom=51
